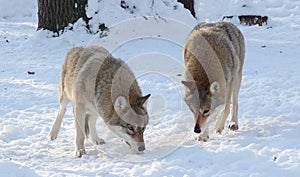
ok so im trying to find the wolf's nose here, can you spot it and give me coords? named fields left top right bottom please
left=194, top=124, right=201, bottom=134
left=138, top=145, right=145, bottom=152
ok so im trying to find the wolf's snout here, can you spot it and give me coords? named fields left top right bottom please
left=138, top=145, right=145, bottom=152
left=194, top=124, right=201, bottom=134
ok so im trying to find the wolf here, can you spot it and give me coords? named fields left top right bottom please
left=182, top=22, right=245, bottom=141
left=49, top=46, right=151, bottom=157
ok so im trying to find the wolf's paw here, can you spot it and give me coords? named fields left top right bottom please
left=92, top=138, right=105, bottom=145
left=228, top=123, right=239, bottom=131
left=75, top=149, right=86, bottom=158
left=195, top=133, right=209, bottom=142
left=48, top=131, right=58, bottom=141
left=216, top=126, right=224, bottom=134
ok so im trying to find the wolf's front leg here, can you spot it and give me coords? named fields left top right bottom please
left=215, top=105, right=229, bottom=134
left=88, top=114, right=105, bottom=145
left=195, top=131, right=209, bottom=142
left=74, top=105, right=86, bottom=157
left=216, top=96, right=231, bottom=134
left=75, top=123, right=86, bottom=157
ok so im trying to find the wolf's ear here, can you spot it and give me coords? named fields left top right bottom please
left=210, top=81, right=220, bottom=95
left=138, top=94, right=151, bottom=106
left=182, top=81, right=196, bottom=91
left=114, top=96, right=127, bottom=114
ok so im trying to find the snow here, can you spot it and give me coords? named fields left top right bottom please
left=1, top=0, right=300, bottom=176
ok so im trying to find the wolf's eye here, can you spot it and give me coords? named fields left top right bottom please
left=127, top=125, right=134, bottom=132
left=127, top=125, right=135, bottom=135
left=203, top=109, right=210, bottom=116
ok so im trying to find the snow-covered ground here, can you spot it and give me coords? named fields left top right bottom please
left=1, top=0, right=300, bottom=176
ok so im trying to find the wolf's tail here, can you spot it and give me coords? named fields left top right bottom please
left=84, top=114, right=90, bottom=138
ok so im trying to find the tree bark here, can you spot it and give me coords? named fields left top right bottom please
left=37, top=0, right=90, bottom=34
left=177, top=0, right=195, bottom=18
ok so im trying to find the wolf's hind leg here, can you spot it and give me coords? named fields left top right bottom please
left=49, top=93, right=69, bottom=141
left=87, top=113, right=105, bottom=145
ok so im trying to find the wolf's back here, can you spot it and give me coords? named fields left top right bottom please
left=59, top=46, right=111, bottom=100
left=59, top=46, right=142, bottom=122
left=183, top=22, right=244, bottom=87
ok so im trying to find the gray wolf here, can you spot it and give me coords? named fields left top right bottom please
left=49, top=46, right=151, bottom=157
left=182, top=22, right=245, bottom=141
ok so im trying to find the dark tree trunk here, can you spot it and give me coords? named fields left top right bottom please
left=177, top=0, right=195, bottom=18
left=38, top=0, right=90, bottom=34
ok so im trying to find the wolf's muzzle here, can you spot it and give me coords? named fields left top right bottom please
left=194, top=124, right=201, bottom=134
left=138, top=145, right=145, bottom=152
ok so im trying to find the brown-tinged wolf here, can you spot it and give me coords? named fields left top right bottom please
left=182, top=22, right=245, bottom=141
left=49, top=46, right=151, bottom=157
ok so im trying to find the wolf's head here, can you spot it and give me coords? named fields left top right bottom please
left=182, top=81, right=225, bottom=133
left=108, top=94, right=151, bottom=153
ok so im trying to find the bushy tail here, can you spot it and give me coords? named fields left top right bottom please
left=85, top=114, right=90, bottom=138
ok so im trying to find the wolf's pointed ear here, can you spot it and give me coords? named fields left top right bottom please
left=210, top=81, right=220, bottom=95
left=138, top=94, right=151, bottom=106
left=114, top=96, right=127, bottom=114
left=182, top=81, right=196, bottom=91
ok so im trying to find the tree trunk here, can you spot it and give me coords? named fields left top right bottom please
left=177, top=0, right=195, bottom=18
left=37, top=0, right=90, bottom=34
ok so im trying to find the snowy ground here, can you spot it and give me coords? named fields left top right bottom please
left=1, top=0, right=300, bottom=176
